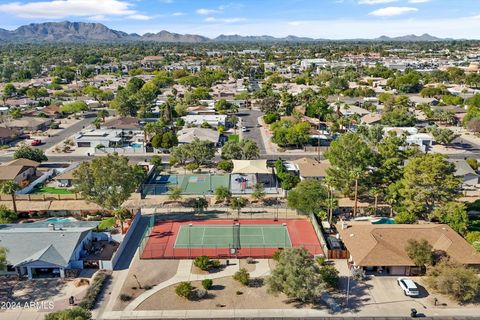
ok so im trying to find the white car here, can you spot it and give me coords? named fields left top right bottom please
left=241, top=127, right=248, bottom=132
left=397, top=277, right=419, bottom=297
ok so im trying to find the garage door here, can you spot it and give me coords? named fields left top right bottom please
left=389, top=266, right=406, bottom=275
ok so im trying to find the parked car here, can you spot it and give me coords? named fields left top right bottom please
left=241, top=127, right=248, bottom=132
left=31, top=139, right=42, bottom=146
left=397, top=277, right=419, bottom=297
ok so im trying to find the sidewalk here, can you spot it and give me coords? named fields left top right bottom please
left=124, top=259, right=241, bottom=311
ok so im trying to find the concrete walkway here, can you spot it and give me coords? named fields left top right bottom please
left=124, top=259, right=241, bottom=311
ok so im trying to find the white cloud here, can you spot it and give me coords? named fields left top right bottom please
left=0, top=0, right=150, bottom=20
left=205, top=17, right=246, bottom=23
left=359, top=0, right=398, bottom=4
left=172, top=12, right=185, bottom=16
left=369, top=6, right=418, bottom=16
left=408, top=0, right=430, bottom=3
left=127, top=14, right=151, bottom=20
left=196, top=8, right=221, bottom=15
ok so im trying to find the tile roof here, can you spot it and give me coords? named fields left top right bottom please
left=337, top=222, right=480, bottom=267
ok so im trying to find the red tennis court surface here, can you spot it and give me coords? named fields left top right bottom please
left=140, top=219, right=323, bottom=259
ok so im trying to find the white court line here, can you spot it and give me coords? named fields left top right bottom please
left=201, top=226, right=206, bottom=246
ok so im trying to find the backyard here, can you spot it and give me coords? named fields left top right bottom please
left=32, top=186, right=74, bottom=195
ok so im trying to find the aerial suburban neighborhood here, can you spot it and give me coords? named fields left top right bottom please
left=0, top=1, right=480, bottom=319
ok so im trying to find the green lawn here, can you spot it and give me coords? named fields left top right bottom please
left=229, top=134, right=239, bottom=142
left=97, top=217, right=116, bottom=231
left=33, top=187, right=74, bottom=195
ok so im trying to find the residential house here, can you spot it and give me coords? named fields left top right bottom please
left=361, top=113, right=382, bottom=126
left=0, top=127, right=19, bottom=146
left=291, top=158, right=331, bottom=180
left=182, top=115, right=227, bottom=128
left=0, top=221, right=100, bottom=279
left=447, top=159, right=479, bottom=188
left=0, top=158, right=40, bottom=184
left=103, top=117, right=141, bottom=131
left=177, top=128, right=220, bottom=145
left=53, top=162, right=80, bottom=187
left=336, top=221, right=480, bottom=276
left=74, top=129, right=124, bottom=148
left=5, top=117, right=53, bottom=131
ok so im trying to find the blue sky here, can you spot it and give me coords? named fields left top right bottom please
left=0, top=0, right=478, bottom=39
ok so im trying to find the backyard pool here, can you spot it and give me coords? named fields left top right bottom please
left=38, top=217, right=77, bottom=224
left=130, top=143, right=143, bottom=149
left=371, top=217, right=396, bottom=224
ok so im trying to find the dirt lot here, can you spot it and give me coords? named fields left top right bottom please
left=113, top=258, right=180, bottom=311
left=137, top=276, right=327, bottom=311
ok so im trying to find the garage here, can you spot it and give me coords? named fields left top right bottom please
left=31, top=267, right=62, bottom=279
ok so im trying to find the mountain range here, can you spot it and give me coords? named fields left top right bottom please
left=0, top=21, right=449, bottom=43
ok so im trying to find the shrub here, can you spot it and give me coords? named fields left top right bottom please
left=315, top=256, right=326, bottom=266
left=196, top=288, right=208, bottom=299
left=233, top=268, right=250, bottom=286
left=175, top=281, right=193, bottom=299
left=352, top=268, right=367, bottom=282
left=236, top=290, right=243, bottom=295
left=119, top=294, right=132, bottom=302
left=144, top=285, right=153, bottom=290
left=78, top=271, right=108, bottom=310
left=45, top=307, right=91, bottom=320
left=425, top=260, right=480, bottom=303
left=194, top=256, right=211, bottom=271
left=264, top=112, right=280, bottom=124
left=217, top=159, right=233, bottom=172
left=202, top=279, right=213, bottom=290
left=319, top=265, right=340, bottom=288
left=210, top=259, right=221, bottom=269
left=272, top=250, right=282, bottom=261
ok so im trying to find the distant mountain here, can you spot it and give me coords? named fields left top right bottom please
left=213, top=34, right=321, bottom=42
left=142, top=30, right=209, bottom=43
left=0, top=21, right=453, bottom=43
left=0, top=21, right=132, bottom=41
left=374, top=33, right=442, bottom=42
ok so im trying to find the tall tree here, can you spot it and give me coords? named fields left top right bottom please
left=325, top=132, right=375, bottom=197
left=13, top=145, right=48, bottom=162
left=430, top=202, right=469, bottom=235
left=400, top=154, right=461, bottom=218
left=405, top=239, right=433, bottom=269
left=73, top=154, right=146, bottom=212
left=267, top=247, right=326, bottom=303
left=287, top=179, right=328, bottom=215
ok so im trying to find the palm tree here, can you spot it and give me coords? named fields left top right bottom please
left=252, top=183, right=266, bottom=202
left=0, top=181, right=21, bottom=213
left=113, top=208, right=131, bottom=234
left=350, top=168, right=363, bottom=217
left=324, top=176, right=337, bottom=224
left=370, top=187, right=382, bottom=214
left=97, top=109, right=109, bottom=122
left=230, top=197, right=246, bottom=218
left=169, top=186, right=183, bottom=203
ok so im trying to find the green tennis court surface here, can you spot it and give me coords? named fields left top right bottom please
left=143, top=174, right=230, bottom=195
left=174, top=224, right=292, bottom=248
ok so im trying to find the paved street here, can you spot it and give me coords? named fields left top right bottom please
left=238, top=108, right=266, bottom=154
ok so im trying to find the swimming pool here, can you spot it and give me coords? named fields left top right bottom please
left=41, top=217, right=76, bottom=224
left=131, top=143, right=143, bottom=149
left=371, top=217, right=396, bottom=224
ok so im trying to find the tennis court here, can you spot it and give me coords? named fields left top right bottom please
left=141, top=219, right=323, bottom=259
left=174, top=224, right=292, bottom=249
left=142, top=174, right=230, bottom=195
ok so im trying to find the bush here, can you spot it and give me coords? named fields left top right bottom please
left=394, top=211, right=417, bottom=224
left=233, top=268, right=250, bottom=286
left=315, top=256, right=326, bottom=266
left=202, top=279, right=213, bottom=290
left=217, top=159, right=233, bottom=172
left=78, top=271, right=108, bottom=310
left=236, top=290, right=243, bottom=295
left=272, top=250, right=282, bottom=261
left=466, top=158, right=479, bottom=171
left=425, top=260, right=480, bottom=303
left=352, top=268, right=367, bottom=282
left=264, top=112, right=280, bottom=124
left=210, top=259, right=221, bottom=269
left=196, top=288, right=208, bottom=299
left=175, top=281, right=193, bottom=299
left=45, top=307, right=91, bottom=320
left=194, top=256, right=211, bottom=271
left=119, top=294, right=132, bottom=302
left=319, top=265, right=340, bottom=288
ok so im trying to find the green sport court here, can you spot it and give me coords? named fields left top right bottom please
left=174, top=224, right=292, bottom=249
left=143, top=174, right=230, bottom=195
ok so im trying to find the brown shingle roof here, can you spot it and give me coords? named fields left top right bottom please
left=337, top=222, right=480, bottom=267
left=6, top=158, right=40, bottom=167
left=292, top=158, right=331, bottom=178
